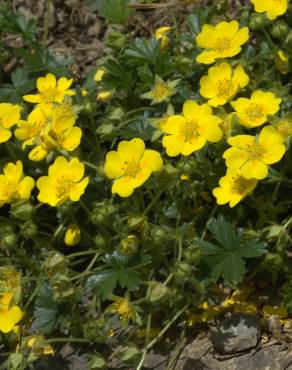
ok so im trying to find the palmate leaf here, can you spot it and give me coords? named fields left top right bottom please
left=197, top=216, right=267, bottom=285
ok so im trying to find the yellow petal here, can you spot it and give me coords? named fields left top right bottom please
left=213, top=187, right=230, bottom=205
left=241, top=159, right=268, bottom=180
left=37, top=73, right=56, bottom=92
left=0, top=312, right=14, bottom=333
left=231, top=27, right=249, bottom=47
left=181, top=136, right=206, bottom=155
left=262, top=145, right=286, bottom=164
left=18, top=177, right=35, bottom=199
left=65, top=224, right=81, bottom=246
left=216, top=20, right=239, bottom=38
left=112, top=176, right=135, bottom=197
left=198, top=116, right=222, bottom=142
left=9, top=306, right=22, bottom=324
left=259, top=125, right=284, bottom=148
left=196, top=51, right=216, bottom=64
left=196, top=24, right=216, bottom=48
left=162, top=134, right=184, bottom=157
left=68, top=158, right=85, bottom=182
left=233, top=65, right=249, bottom=88
left=48, top=156, right=69, bottom=178
left=223, top=147, right=249, bottom=168
left=4, top=161, right=23, bottom=183
left=29, top=145, right=48, bottom=162
left=118, top=138, right=145, bottom=162
left=57, top=77, right=73, bottom=92
left=140, top=150, right=163, bottom=172
left=23, top=94, right=41, bottom=103
left=163, top=115, right=184, bottom=134
left=60, top=127, right=82, bottom=151
left=0, top=128, right=12, bottom=143
left=183, top=101, right=200, bottom=119
left=227, top=135, right=255, bottom=149
left=69, top=177, right=89, bottom=201
left=104, top=151, right=125, bottom=179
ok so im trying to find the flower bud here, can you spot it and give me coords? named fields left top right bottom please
left=148, top=282, right=169, bottom=304
left=183, top=246, right=202, bottom=264
left=1, top=233, right=17, bottom=249
left=275, top=50, right=290, bottom=75
left=263, top=252, right=284, bottom=270
left=249, top=13, right=266, bottom=31
left=215, top=0, right=227, bottom=15
left=150, top=227, right=169, bottom=244
left=272, top=21, right=289, bottom=40
left=50, top=273, right=74, bottom=299
left=90, top=201, right=116, bottom=224
left=120, top=235, right=139, bottom=255
left=173, top=261, right=192, bottom=280
left=64, top=224, right=81, bottom=246
left=21, top=220, right=38, bottom=238
left=94, top=235, right=107, bottom=248
left=284, top=30, right=292, bottom=47
left=10, top=201, right=34, bottom=221
left=83, top=101, right=96, bottom=115
left=105, top=31, right=127, bottom=49
left=43, top=252, right=67, bottom=278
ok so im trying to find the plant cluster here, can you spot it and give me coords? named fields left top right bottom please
left=1, top=0, right=292, bottom=368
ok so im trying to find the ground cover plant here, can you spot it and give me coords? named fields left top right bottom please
left=1, top=0, right=292, bottom=368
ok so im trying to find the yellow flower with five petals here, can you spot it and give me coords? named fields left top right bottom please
left=231, top=90, right=281, bottom=128
left=200, top=62, right=249, bottom=107
left=0, top=292, right=22, bottom=334
left=23, top=73, right=75, bottom=105
left=196, top=20, right=249, bottom=64
left=104, top=138, right=163, bottom=197
left=37, top=156, right=89, bottom=206
left=213, top=168, right=258, bottom=207
left=161, top=100, right=223, bottom=157
left=251, top=0, right=287, bottom=20
left=0, top=103, right=21, bottom=143
left=223, top=126, right=286, bottom=179
left=0, top=161, right=34, bottom=207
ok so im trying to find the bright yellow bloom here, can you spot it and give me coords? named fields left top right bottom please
left=15, top=103, right=81, bottom=161
left=196, top=20, right=249, bottom=64
left=97, top=90, right=114, bottom=101
left=94, top=68, right=106, bottom=82
left=223, top=126, right=286, bottom=179
left=104, top=138, right=163, bottom=197
left=0, top=292, right=22, bottom=333
left=251, top=0, right=287, bottom=20
left=200, top=63, right=249, bottom=107
left=0, top=161, right=34, bottom=207
left=162, top=100, right=223, bottom=157
left=213, top=168, right=258, bottom=207
left=23, top=73, right=75, bottom=104
left=155, top=26, right=172, bottom=49
left=275, top=50, right=289, bottom=74
left=107, top=296, right=137, bottom=321
left=37, top=156, right=89, bottom=206
left=231, top=90, right=281, bottom=128
left=0, top=103, right=21, bottom=143
left=141, top=76, right=179, bottom=105
left=64, top=224, right=81, bottom=246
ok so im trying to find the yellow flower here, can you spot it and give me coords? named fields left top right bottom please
left=180, top=174, right=189, bottom=181
left=23, top=73, right=75, bottom=104
left=0, top=161, right=34, bottom=207
left=200, top=63, right=249, bottom=107
left=141, top=76, right=179, bottom=105
left=37, top=156, right=89, bottom=206
left=155, top=26, right=172, bottom=49
left=161, top=100, right=223, bottom=157
left=231, top=90, right=281, bottom=128
left=0, top=292, right=22, bottom=333
left=15, top=103, right=81, bottom=161
left=64, top=224, right=81, bottom=246
left=213, top=168, right=258, bottom=207
left=97, top=90, right=114, bottom=101
left=94, top=68, right=106, bottom=82
left=107, top=296, right=137, bottom=321
left=223, top=126, right=286, bottom=179
left=263, top=305, right=288, bottom=318
left=104, top=138, right=163, bottom=197
left=196, top=20, right=249, bottom=64
left=0, top=103, right=21, bottom=143
left=251, top=0, right=287, bottom=20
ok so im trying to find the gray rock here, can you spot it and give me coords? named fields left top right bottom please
left=210, top=313, right=259, bottom=354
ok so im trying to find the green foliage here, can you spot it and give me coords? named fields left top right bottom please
left=197, top=217, right=267, bottom=284
left=85, top=0, right=133, bottom=24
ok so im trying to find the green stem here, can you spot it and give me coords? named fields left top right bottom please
left=83, top=161, right=99, bottom=172
left=43, top=0, right=52, bottom=47
left=67, top=250, right=100, bottom=259
left=142, top=186, right=166, bottom=216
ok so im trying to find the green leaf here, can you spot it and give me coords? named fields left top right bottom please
left=31, top=283, right=57, bottom=334
left=198, top=216, right=267, bottom=285
left=97, top=0, right=133, bottom=24
left=125, top=38, right=161, bottom=65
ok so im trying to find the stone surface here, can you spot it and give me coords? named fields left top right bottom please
left=210, top=313, right=259, bottom=354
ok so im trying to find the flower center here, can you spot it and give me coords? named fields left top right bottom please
left=245, top=103, right=265, bottom=122
left=180, top=120, right=198, bottom=142
left=217, top=79, right=234, bottom=99
left=55, top=176, right=73, bottom=198
left=230, top=176, right=250, bottom=195
left=214, top=37, right=231, bottom=53
left=42, top=88, right=58, bottom=103
left=246, top=143, right=265, bottom=160
left=123, top=160, right=141, bottom=178
left=153, top=83, right=171, bottom=100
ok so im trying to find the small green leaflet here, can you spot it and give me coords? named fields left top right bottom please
left=197, top=216, right=267, bottom=285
